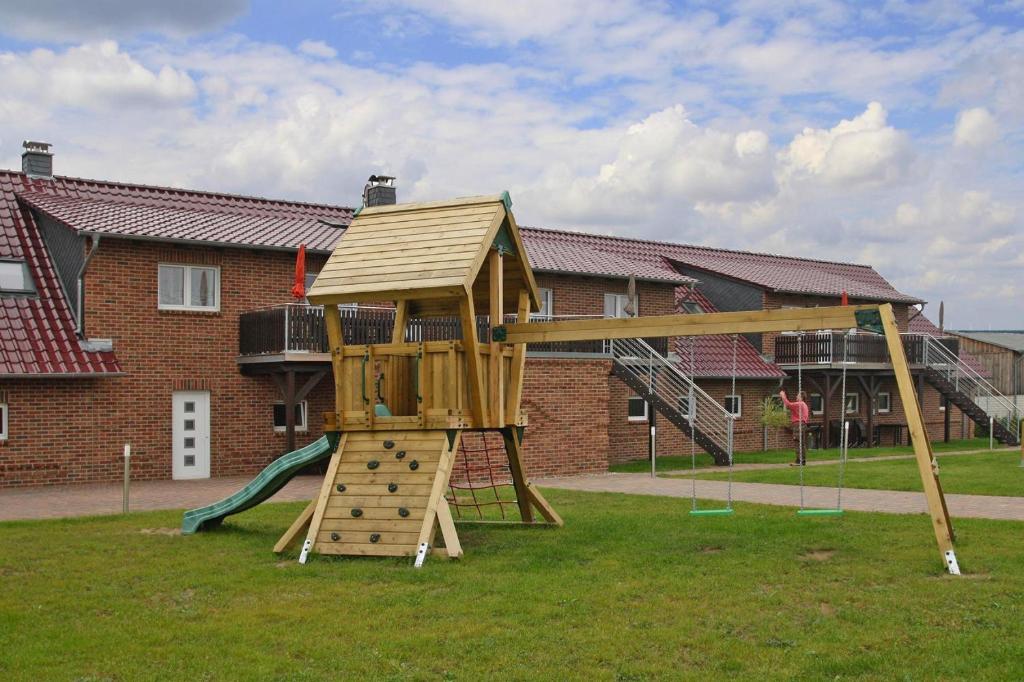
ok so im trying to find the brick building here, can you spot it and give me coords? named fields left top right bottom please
left=1, top=145, right=1011, bottom=489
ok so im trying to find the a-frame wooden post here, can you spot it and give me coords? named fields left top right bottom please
left=488, top=249, right=505, bottom=428
left=879, top=303, right=958, bottom=574
left=459, top=295, right=488, bottom=427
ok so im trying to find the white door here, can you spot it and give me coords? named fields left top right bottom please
left=172, top=391, right=210, bottom=479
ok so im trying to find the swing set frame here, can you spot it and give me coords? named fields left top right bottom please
left=496, top=302, right=960, bottom=575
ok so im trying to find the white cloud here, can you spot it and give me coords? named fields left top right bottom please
left=953, top=107, right=999, bottom=148
left=298, top=40, right=337, bottom=59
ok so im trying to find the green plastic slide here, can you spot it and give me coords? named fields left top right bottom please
left=181, top=432, right=339, bottom=534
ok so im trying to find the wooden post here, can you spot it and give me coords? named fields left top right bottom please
left=285, top=369, right=296, bottom=453
left=488, top=249, right=504, bottom=428
left=501, top=427, right=534, bottom=523
left=879, top=303, right=958, bottom=573
left=459, top=295, right=488, bottom=427
left=506, top=289, right=530, bottom=424
left=391, top=300, right=408, bottom=344
left=298, top=433, right=348, bottom=563
left=324, top=305, right=345, bottom=427
left=943, top=396, right=951, bottom=443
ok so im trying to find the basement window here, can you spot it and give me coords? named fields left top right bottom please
left=158, top=264, right=219, bottom=311
left=627, top=396, right=648, bottom=422
left=877, top=392, right=891, bottom=414
left=809, top=393, right=823, bottom=415
left=724, top=395, right=742, bottom=418
left=273, top=401, right=308, bottom=432
left=0, top=260, right=35, bottom=294
left=845, top=393, right=860, bottom=414
left=0, top=402, right=7, bottom=440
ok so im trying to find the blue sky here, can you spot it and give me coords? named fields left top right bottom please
left=0, top=1, right=1021, bottom=326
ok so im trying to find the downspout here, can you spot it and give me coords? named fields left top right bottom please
left=76, top=235, right=100, bottom=338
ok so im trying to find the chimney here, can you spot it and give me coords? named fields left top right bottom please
left=22, top=140, right=54, bottom=179
left=363, top=175, right=396, bottom=207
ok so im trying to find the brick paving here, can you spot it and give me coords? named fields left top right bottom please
left=534, top=473, right=1024, bottom=521
left=0, top=475, right=322, bottom=522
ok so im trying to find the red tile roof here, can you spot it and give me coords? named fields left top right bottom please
left=521, top=229, right=693, bottom=284
left=0, top=170, right=353, bottom=376
left=672, top=288, right=785, bottom=379
left=521, top=227, right=922, bottom=304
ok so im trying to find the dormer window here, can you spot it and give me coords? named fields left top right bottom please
left=0, top=260, right=35, bottom=294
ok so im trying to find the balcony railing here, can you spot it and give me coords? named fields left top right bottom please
left=239, top=304, right=669, bottom=357
left=773, top=332, right=960, bottom=365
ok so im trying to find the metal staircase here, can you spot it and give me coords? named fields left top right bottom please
left=609, top=337, right=734, bottom=465
left=916, top=335, right=1020, bottom=446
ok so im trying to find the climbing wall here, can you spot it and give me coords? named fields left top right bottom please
left=303, top=430, right=460, bottom=559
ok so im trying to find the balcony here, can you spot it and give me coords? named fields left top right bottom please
left=238, top=304, right=668, bottom=361
left=773, top=332, right=960, bottom=367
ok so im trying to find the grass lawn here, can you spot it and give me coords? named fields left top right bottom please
left=683, top=450, right=1024, bottom=497
left=2, top=490, right=1024, bottom=679
left=609, top=438, right=990, bottom=473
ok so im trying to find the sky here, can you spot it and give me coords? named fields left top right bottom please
left=0, top=0, right=1021, bottom=328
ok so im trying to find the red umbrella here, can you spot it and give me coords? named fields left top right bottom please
left=841, top=290, right=848, bottom=306
left=291, top=244, right=306, bottom=299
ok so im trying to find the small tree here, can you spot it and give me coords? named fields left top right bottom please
left=761, top=396, right=790, bottom=429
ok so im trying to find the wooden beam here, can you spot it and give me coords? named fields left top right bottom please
left=324, top=305, right=345, bottom=426
left=505, top=289, right=531, bottom=424
left=879, top=303, right=957, bottom=573
left=488, top=249, right=504, bottom=429
left=391, top=299, right=409, bottom=344
left=273, top=499, right=316, bottom=553
left=501, top=427, right=534, bottom=523
left=295, top=369, right=328, bottom=404
left=299, top=433, right=348, bottom=563
left=435, top=500, right=463, bottom=559
left=500, top=304, right=873, bottom=344
left=459, top=295, right=488, bottom=426
left=526, top=483, right=563, bottom=526
left=414, top=431, right=461, bottom=566
left=285, top=370, right=296, bottom=452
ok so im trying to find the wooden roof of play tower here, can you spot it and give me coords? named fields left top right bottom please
left=306, top=193, right=541, bottom=317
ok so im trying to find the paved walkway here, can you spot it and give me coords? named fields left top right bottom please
left=0, top=475, right=322, bottom=522
left=702, top=446, right=1013, bottom=473
left=534, top=473, right=1024, bottom=521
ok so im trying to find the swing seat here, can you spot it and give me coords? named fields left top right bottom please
left=690, top=508, right=734, bottom=516
left=796, top=508, right=844, bottom=516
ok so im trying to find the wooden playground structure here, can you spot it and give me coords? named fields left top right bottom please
left=271, top=192, right=959, bottom=574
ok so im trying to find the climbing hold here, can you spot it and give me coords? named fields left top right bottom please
left=369, top=533, right=381, bottom=544
left=351, top=508, right=363, bottom=517
left=409, top=460, right=419, bottom=471
left=395, top=450, right=406, bottom=460
left=330, top=532, right=340, bottom=541
left=383, top=440, right=395, bottom=449
left=336, top=483, right=346, bottom=493
left=398, top=508, right=410, bottom=517
left=367, top=460, right=380, bottom=470
left=387, top=482, right=398, bottom=493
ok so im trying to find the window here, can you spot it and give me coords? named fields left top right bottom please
left=273, top=401, right=308, bottom=432
left=845, top=392, right=859, bottom=414
left=0, top=260, right=34, bottom=294
left=302, top=272, right=319, bottom=303
left=158, top=264, right=219, bottom=311
left=725, top=394, right=742, bottom=417
left=604, top=292, right=638, bottom=319
left=678, top=395, right=691, bottom=418
left=627, top=396, right=648, bottom=422
left=809, top=393, right=823, bottom=415
left=531, top=288, right=553, bottom=320
left=0, top=402, right=7, bottom=440
left=877, top=392, right=891, bottom=414
left=681, top=301, right=703, bottom=314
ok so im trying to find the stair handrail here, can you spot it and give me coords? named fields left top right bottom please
left=912, top=333, right=1020, bottom=430
left=610, top=337, right=734, bottom=455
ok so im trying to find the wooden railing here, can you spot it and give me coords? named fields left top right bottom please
left=239, top=305, right=668, bottom=357
left=773, top=332, right=960, bottom=365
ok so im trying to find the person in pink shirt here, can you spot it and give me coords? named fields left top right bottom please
left=779, top=389, right=810, bottom=465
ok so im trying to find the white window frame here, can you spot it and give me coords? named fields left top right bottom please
left=0, top=402, right=7, bottom=440
left=531, top=288, right=553, bottom=320
left=845, top=392, right=860, bottom=415
left=158, top=264, right=220, bottom=312
left=273, top=400, right=308, bottom=433
left=725, top=394, right=742, bottom=418
left=627, top=396, right=648, bottom=423
left=808, top=392, right=824, bottom=415
left=681, top=301, right=703, bottom=314
left=877, top=392, right=891, bottom=414
left=605, top=292, right=638, bottom=319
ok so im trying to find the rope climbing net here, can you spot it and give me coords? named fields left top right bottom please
left=446, top=432, right=519, bottom=520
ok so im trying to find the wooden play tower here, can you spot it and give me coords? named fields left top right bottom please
left=277, top=191, right=960, bottom=574
left=286, top=193, right=560, bottom=565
